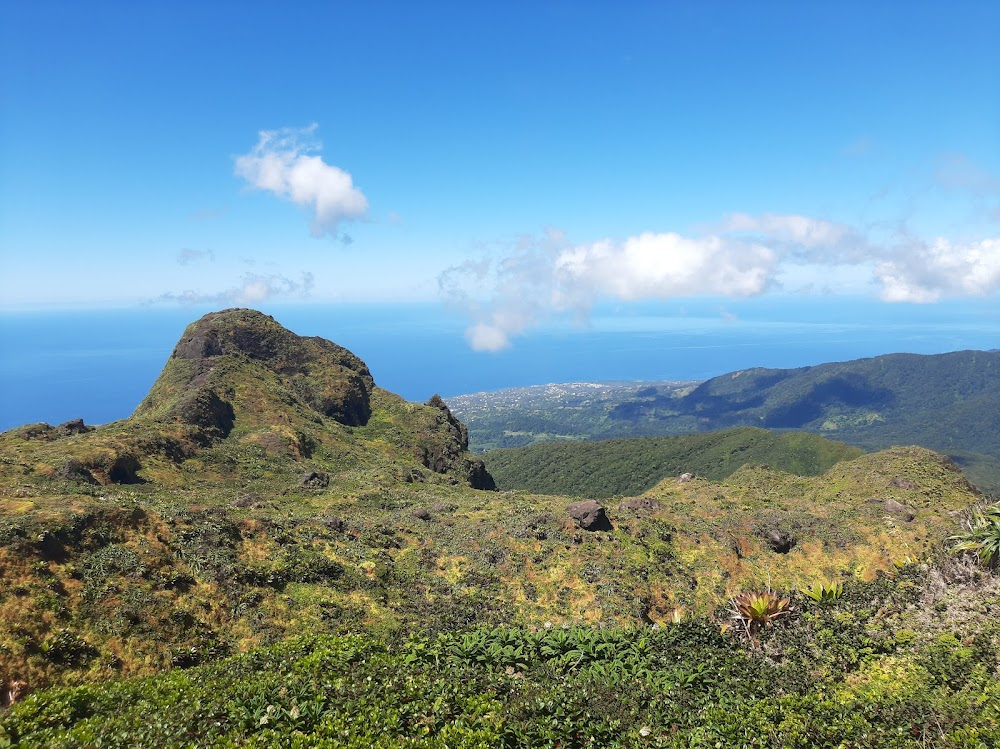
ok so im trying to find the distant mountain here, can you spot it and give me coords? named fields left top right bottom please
left=450, top=350, right=1000, bottom=492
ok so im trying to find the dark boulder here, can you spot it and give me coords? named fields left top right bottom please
left=299, top=471, right=330, bottom=489
left=410, top=508, right=432, bottom=521
left=567, top=500, right=612, bottom=532
left=763, top=529, right=796, bottom=554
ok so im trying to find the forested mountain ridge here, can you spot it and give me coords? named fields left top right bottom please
left=450, top=349, right=1000, bottom=491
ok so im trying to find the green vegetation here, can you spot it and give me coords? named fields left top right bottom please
left=1, top=310, right=997, bottom=746
left=951, top=500, right=1000, bottom=568
left=450, top=350, right=1000, bottom=492
left=484, top=427, right=862, bottom=498
left=3, top=561, right=999, bottom=747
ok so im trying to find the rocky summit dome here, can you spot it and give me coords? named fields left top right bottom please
left=134, top=309, right=375, bottom=432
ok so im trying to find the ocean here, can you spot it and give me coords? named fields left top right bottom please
left=1, top=298, right=997, bottom=431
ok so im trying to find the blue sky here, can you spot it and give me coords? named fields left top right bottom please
left=1, top=1, right=998, bottom=350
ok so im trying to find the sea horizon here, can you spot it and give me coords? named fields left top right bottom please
left=1, top=297, right=997, bottom=432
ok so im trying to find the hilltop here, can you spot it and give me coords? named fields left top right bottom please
left=5, top=309, right=494, bottom=493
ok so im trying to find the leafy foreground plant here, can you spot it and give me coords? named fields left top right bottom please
left=3, top=569, right=999, bottom=749
left=951, top=500, right=1000, bottom=569
left=801, top=581, right=844, bottom=603
left=728, top=589, right=791, bottom=639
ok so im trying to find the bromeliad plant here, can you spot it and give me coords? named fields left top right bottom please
left=801, top=581, right=843, bottom=604
left=950, top=501, right=1000, bottom=569
left=728, top=590, right=791, bottom=639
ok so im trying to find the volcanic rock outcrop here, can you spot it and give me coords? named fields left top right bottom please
left=135, top=308, right=375, bottom=431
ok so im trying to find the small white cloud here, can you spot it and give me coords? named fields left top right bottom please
left=157, top=272, right=315, bottom=305
left=466, top=322, right=511, bottom=352
left=234, top=124, right=368, bottom=238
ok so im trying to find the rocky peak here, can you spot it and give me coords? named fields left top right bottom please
left=136, top=308, right=375, bottom=429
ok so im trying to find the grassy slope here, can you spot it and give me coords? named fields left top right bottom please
left=0, top=438, right=980, bottom=693
left=1, top=312, right=997, bottom=746
left=484, top=427, right=863, bottom=498
left=4, top=563, right=1000, bottom=747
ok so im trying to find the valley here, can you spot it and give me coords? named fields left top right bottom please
left=449, top=351, right=1000, bottom=493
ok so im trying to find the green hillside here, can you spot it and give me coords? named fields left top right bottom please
left=452, top=350, right=1000, bottom=492
left=0, top=310, right=997, bottom=747
left=484, top=427, right=863, bottom=498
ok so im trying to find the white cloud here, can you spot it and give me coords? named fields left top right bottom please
left=440, top=228, right=783, bottom=351
left=466, top=322, right=513, bottom=351
left=439, top=215, right=1000, bottom=349
left=876, top=238, right=1000, bottom=302
left=234, top=124, right=368, bottom=238
left=158, top=272, right=315, bottom=305
left=722, top=213, right=853, bottom=248
left=554, top=233, right=777, bottom=300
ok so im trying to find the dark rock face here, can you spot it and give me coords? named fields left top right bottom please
left=58, top=459, right=97, bottom=484
left=107, top=453, right=142, bottom=484
left=466, top=458, right=496, bottom=491
left=15, top=420, right=94, bottom=441
left=764, top=529, right=796, bottom=554
left=300, top=471, right=330, bottom=489
left=175, top=389, right=235, bottom=437
left=619, top=497, right=660, bottom=515
left=426, top=394, right=470, bottom=450
left=419, top=395, right=469, bottom=472
left=58, top=451, right=142, bottom=485
left=141, top=308, right=375, bottom=429
left=418, top=395, right=496, bottom=491
left=567, top=500, right=612, bottom=532
left=56, top=419, right=92, bottom=436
